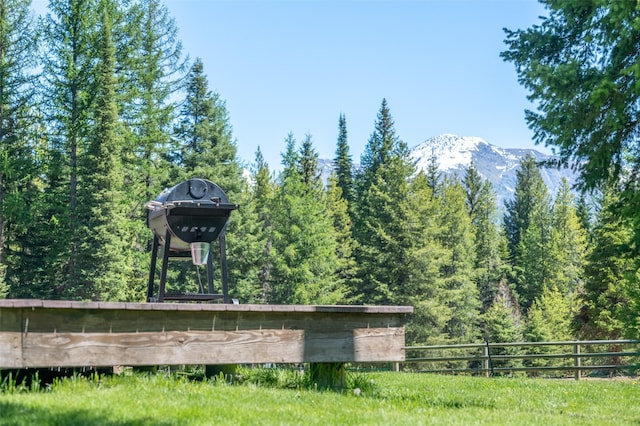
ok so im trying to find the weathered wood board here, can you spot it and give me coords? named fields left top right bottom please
left=0, top=300, right=412, bottom=368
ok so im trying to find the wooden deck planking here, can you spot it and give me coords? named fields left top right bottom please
left=0, top=300, right=412, bottom=368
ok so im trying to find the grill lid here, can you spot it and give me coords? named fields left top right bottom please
left=145, top=178, right=238, bottom=253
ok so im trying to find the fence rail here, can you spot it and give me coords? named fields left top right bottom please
left=403, top=339, right=640, bottom=380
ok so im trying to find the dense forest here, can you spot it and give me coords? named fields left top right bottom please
left=0, top=0, right=638, bottom=348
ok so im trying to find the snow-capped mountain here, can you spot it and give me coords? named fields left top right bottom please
left=410, top=134, right=578, bottom=207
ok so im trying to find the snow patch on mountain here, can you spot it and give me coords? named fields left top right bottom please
left=410, top=134, right=578, bottom=207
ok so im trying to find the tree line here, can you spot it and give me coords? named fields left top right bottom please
left=0, top=0, right=637, bottom=346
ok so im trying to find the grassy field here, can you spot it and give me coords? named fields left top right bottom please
left=0, top=369, right=638, bottom=425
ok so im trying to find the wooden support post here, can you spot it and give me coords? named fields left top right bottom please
left=574, top=343, right=581, bottom=380
left=308, top=362, right=345, bottom=390
left=483, top=344, right=490, bottom=377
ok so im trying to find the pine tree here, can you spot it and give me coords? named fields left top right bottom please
left=0, top=0, right=38, bottom=298
left=525, top=285, right=574, bottom=371
left=173, top=58, right=242, bottom=193
left=226, top=179, right=264, bottom=303
left=463, top=162, right=505, bottom=311
left=483, top=281, right=524, bottom=372
left=333, top=113, right=354, bottom=207
left=251, top=148, right=275, bottom=302
left=550, top=178, right=587, bottom=297
left=326, top=174, right=359, bottom=301
left=297, top=133, right=323, bottom=194
left=425, top=149, right=441, bottom=196
left=123, top=0, right=187, bottom=200
left=268, top=135, right=345, bottom=304
left=74, top=0, right=130, bottom=300
left=503, top=2, right=640, bottom=254
left=353, top=99, right=416, bottom=304
left=41, top=0, right=100, bottom=297
left=403, top=172, right=448, bottom=344
left=438, top=177, right=481, bottom=342
left=504, top=155, right=553, bottom=311
left=579, top=184, right=636, bottom=340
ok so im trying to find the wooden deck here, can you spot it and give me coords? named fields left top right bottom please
left=0, top=300, right=413, bottom=369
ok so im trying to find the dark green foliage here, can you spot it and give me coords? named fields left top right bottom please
left=0, top=0, right=39, bottom=298
left=75, top=0, right=129, bottom=300
left=267, top=134, right=346, bottom=304
left=173, top=58, right=242, bottom=193
left=353, top=99, right=416, bottom=305
left=578, top=185, right=637, bottom=340
left=40, top=0, right=100, bottom=297
left=549, top=178, right=587, bottom=297
left=333, top=113, right=354, bottom=207
left=483, top=281, right=524, bottom=372
left=504, top=155, right=553, bottom=311
left=438, top=178, right=481, bottom=343
left=463, top=162, right=505, bottom=311
left=502, top=0, right=640, bottom=261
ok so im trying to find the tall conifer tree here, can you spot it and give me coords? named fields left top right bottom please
left=463, top=162, right=505, bottom=311
left=268, top=135, right=345, bottom=304
left=579, top=184, right=636, bottom=340
left=333, top=113, right=354, bottom=207
left=550, top=178, right=587, bottom=297
left=173, top=58, right=242, bottom=193
left=438, top=178, right=481, bottom=342
left=41, top=0, right=99, bottom=297
left=353, top=99, right=416, bottom=304
left=504, top=155, right=553, bottom=310
left=0, top=0, right=39, bottom=298
left=75, top=0, right=129, bottom=300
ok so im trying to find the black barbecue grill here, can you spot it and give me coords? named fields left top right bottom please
left=145, top=178, right=238, bottom=303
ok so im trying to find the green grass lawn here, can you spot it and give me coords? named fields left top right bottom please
left=1, top=370, right=638, bottom=425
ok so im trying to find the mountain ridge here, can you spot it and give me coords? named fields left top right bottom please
left=317, top=133, right=578, bottom=208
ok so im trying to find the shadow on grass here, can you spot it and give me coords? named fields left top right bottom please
left=0, top=401, right=174, bottom=426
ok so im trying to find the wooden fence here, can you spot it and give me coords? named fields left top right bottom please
left=403, top=340, right=640, bottom=380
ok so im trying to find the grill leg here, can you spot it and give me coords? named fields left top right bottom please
left=158, top=230, right=171, bottom=303
left=220, top=233, right=230, bottom=303
left=146, top=235, right=160, bottom=302
left=206, top=242, right=214, bottom=294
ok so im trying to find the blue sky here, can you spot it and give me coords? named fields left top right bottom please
left=34, top=0, right=549, bottom=171
left=164, top=0, right=549, bottom=171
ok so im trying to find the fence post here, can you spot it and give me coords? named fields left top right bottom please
left=483, top=345, right=489, bottom=377
left=574, top=343, right=581, bottom=380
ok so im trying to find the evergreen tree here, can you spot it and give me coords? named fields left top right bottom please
left=483, top=281, right=524, bottom=372
left=504, top=155, right=553, bottom=311
left=41, top=0, right=100, bottom=297
left=550, top=177, right=587, bottom=297
left=353, top=99, right=416, bottom=304
left=403, top=172, right=448, bottom=344
left=297, top=133, right=323, bottom=194
left=173, top=58, right=242, bottom=193
left=226, top=179, right=264, bottom=303
left=579, top=184, right=636, bottom=340
left=525, top=284, right=574, bottom=372
left=425, top=149, right=441, bottom=196
left=0, top=0, right=38, bottom=297
left=124, top=0, right=187, bottom=200
left=438, top=177, right=481, bottom=342
left=251, top=147, right=275, bottom=302
left=333, top=113, right=354, bottom=207
left=503, top=2, right=640, bottom=254
left=74, top=0, right=129, bottom=300
left=268, top=135, right=345, bottom=304
left=575, top=193, right=592, bottom=238
left=117, top=0, right=187, bottom=300
left=463, top=162, right=504, bottom=311
left=326, top=174, right=359, bottom=301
